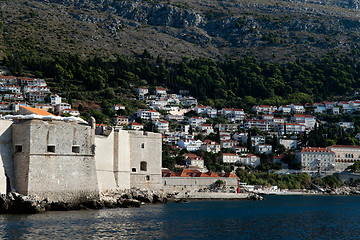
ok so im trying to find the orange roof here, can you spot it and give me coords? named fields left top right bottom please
left=19, top=106, right=55, bottom=116
left=328, top=145, right=360, bottom=149
left=301, top=147, right=333, bottom=153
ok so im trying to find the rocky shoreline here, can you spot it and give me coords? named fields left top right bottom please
left=3, top=186, right=359, bottom=214
left=0, top=188, right=169, bottom=214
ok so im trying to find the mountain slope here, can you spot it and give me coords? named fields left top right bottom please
left=1, top=0, right=360, bottom=61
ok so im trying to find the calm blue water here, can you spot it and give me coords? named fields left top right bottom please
left=1, top=195, right=360, bottom=239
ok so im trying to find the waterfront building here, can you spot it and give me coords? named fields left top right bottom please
left=327, top=145, right=360, bottom=172
left=296, top=147, right=335, bottom=171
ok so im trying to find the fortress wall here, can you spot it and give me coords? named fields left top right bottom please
left=116, top=130, right=131, bottom=189
left=95, top=130, right=117, bottom=191
left=129, top=131, right=162, bottom=190
left=12, top=120, right=99, bottom=202
left=162, top=177, right=238, bottom=192
left=0, top=120, right=13, bottom=194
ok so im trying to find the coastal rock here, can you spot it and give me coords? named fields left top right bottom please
left=121, top=199, right=141, bottom=208
left=247, top=193, right=265, bottom=201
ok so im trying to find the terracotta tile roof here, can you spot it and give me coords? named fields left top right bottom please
left=328, top=145, right=360, bottom=149
left=19, top=106, right=55, bottom=116
left=301, top=147, right=333, bottom=153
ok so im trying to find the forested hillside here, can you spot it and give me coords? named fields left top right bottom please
left=6, top=51, right=360, bottom=116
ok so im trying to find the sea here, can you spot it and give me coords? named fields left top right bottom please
left=1, top=195, right=360, bottom=239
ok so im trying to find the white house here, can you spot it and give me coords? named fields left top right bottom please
left=290, top=104, right=305, bottom=114
left=177, top=139, right=203, bottom=151
left=184, top=153, right=205, bottom=170
left=255, top=144, right=272, bottom=154
left=278, top=105, right=291, bottom=114
left=60, top=109, right=80, bottom=116
left=201, top=139, right=221, bottom=153
left=153, top=120, right=169, bottom=133
left=296, top=147, right=335, bottom=171
left=222, top=153, right=240, bottom=164
left=291, top=114, right=316, bottom=130
left=251, top=105, right=277, bottom=114
left=129, top=122, right=144, bottom=130
left=137, top=109, right=160, bottom=120
left=188, top=117, right=206, bottom=128
left=239, top=154, right=261, bottom=168
left=50, top=94, right=62, bottom=105
left=200, top=124, right=214, bottom=134
left=111, top=104, right=125, bottom=111
left=155, top=87, right=167, bottom=96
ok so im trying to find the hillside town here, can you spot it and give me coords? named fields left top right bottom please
left=130, top=86, right=360, bottom=178
left=2, top=75, right=360, bottom=190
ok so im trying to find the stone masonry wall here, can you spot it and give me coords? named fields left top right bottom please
left=12, top=120, right=99, bottom=203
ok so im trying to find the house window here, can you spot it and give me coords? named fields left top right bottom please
left=146, top=175, right=150, bottom=181
left=140, top=161, right=147, bottom=171
left=132, top=168, right=136, bottom=172
left=72, top=146, right=80, bottom=153
left=47, top=145, right=55, bottom=153
left=141, top=143, right=145, bottom=149
left=15, top=145, right=22, bottom=153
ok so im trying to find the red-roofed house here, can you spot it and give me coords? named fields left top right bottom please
left=201, top=139, right=221, bottom=153
left=327, top=145, right=360, bottom=171
left=184, top=153, right=205, bottom=170
left=129, top=122, right=144, bottom=130
left=296, top=147, right=335, bottom=171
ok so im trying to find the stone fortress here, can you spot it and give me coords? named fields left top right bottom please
left=0, top=107, right=162, bottom=203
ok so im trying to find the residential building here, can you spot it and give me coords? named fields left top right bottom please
left=111, top=104, right=125, bottom=111
left=137, top=109, right=160, bottom=120
left=201, top=140, right=221, bottom=153
left=199, top=124, right=214, bottom=134
left=177, top=139, right=203, bottom=151
left=137, top=87, right=149, bottom=99
left=184, top=153, right=205, bottom=170
left=232, top=146, right=248, bottom=155
left=251, top=105, right=277, bottom=115
left=327, top=145, right=360, bottom=172
left=113, top=116, right=129, bottom=126
left=255, top=144, right=272, bottom=154
left=239, top=154, right=261, bottom=168
left=155, top=88, right=167, bottom=96
left=244, top=119, right=270, bottom=132
left=60, top=109, right=80, bottom=116
left=188, top=117, right=206, bottom=128
left=290, top=104, right=305, bottom=114
left=55, top=103, right=72, bottom=112
left=278, top=105, right=291, bottom=114
left=296, top=147, right=335, bottom=171
left=222, top=153, right=240, bottom=164
left=50, top=94, right=62, bottom=105
left=291, top=114, right=316, bottom=130
left=221, top=140, right=238, bottom=149
left=129, top=122, right=144, bottom=130
left=336, top=122, right=355, bottom=131
left=276, top=123, right=306, bottom=135
left=153, top=120, right=169, bottom=133
left=279, top=139, right=298, bottom=150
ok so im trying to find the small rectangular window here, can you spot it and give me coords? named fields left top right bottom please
left=146, top=175, right=150, bottom=181
left=141, top=143, right=145, bottom=149
left=47, top=145, right=55, bottom=153
left=132, top=168, right=136, bottom=172
left=72, top=146, right=80, bottom=153
left=15, top=145, right=22, bottom=153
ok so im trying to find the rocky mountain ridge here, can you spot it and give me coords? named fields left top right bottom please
left=1, top=0, right=360, bottom=61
